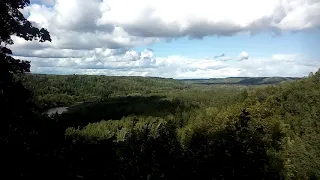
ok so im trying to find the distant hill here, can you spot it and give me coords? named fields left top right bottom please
left=179, top=77, right=301, bottom=85
left=23, top=74, right=190, bottom=109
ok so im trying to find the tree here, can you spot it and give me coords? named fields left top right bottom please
left=309, top=72, right=314, bottom=77
left=0, top=0, right=51, bottom=121
left=0, top=1, right=51, bottom=177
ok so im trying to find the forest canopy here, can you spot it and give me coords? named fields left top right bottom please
left=15, top=71, right=320, bottom=179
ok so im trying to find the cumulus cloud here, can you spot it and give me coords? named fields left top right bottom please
left=13, top=48, right=232, bottom=78
left=16, top=1, right=161, bottom=51
left=97, top=0, right=320, bottom=38
left=12, top=46, right=319, bottom=78
left=272, top=54, right=299, bottom=62
left=18, top=0, right=320, bottom=51
left=16, top=0, right=320, bottom=51
left=239, top=51, right=249, bottom=61
left=235, top=53, right=320, bottom=77
left=7, top=0, right=320, bottom=78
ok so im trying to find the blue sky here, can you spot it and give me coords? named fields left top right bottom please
left=11, top=0, right=320, bottom=78
left=134, top=30, right=320, bottom=59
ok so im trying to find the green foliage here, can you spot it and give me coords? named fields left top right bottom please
left=45, top=70, right=316, bottom=179
left=66, top=116, right=168, bottom=143
left=0, top=1, right=51, bottom=178
left=4, top=69, right=320, bottom=179
left=24, top=74, right=190, bottom=109
left=180, top=77, right=300, bottom=85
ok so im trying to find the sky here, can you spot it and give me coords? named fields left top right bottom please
left=8, top=0, right=320, bottom=78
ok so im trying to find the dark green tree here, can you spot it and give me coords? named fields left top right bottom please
left=0, top=0, right=51, bottom=177
left=0, top=0, right=51, bottom=124
left=1, top=0, right=51, bottom=118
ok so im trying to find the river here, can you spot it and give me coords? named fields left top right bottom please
left=46, top=107, right=69, bottom=116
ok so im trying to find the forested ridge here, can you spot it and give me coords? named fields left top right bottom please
left=1, top=1, right=320, bottom=179
left=12, top=71, right=320, bottom=179
left=180, top=76, right=300, bottom=85
left=24, top=74, right=295, bottom=110
left=24, top=74, right=190, bottom=109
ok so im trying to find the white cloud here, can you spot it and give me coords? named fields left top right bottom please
left=17, top=0, right=320, bottom=50
left=236, top=54, right=320, bottom=77
left=272, top=54, right=299, bottom=62
left=97, top=0, right=320, bottom=37
left=9, top=0, right=320, bottom=78
left=239, top=51, right=249, bottom=61
left=14, top=48, right=233, bottom=78
left=13, top=47, right=319, bottom=78
left=15, top=0, right=320, bottom=50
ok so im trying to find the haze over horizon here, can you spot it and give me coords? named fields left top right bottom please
left=10, top=0, right=320, bottom=78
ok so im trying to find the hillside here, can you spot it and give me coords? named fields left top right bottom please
left=24, top=74, right=190, bottom=109
left=25, top=74, right=301, bottom=109
left=9, top=72, right=320, bottom=179
left=180, top=77, right=300, bottom=85
left=61, top=71, right=320, bottom=179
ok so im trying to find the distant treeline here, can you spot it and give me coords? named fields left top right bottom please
left=23, top=74, right=190, bottom=109
left=24, top=74, right=300, bottom=110
left=180, top=76, right=301, bottom=85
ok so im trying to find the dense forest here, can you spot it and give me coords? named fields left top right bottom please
left=24, top=74, right=190, bottom=109
left=24, top=74, right=296, bottom=110
left=10, top=72, right=320, bottom=179
left=180, top=76, right=300, bottom=85
left=1, top=1, right=320, bottom=179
